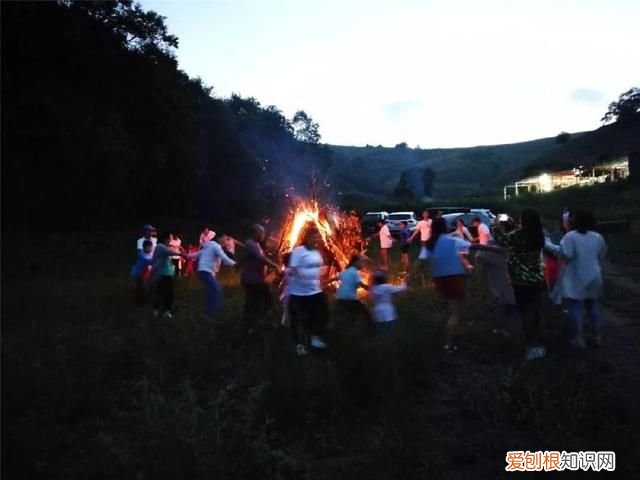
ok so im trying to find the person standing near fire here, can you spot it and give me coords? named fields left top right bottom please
left=288, top=228, right=329, bottom=354
left=241, top=225, right=279, bottom=335
left=376, top=218, right=393, bottom=269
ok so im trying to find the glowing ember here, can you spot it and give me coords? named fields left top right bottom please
left=277, top=199, right=365, bottom=285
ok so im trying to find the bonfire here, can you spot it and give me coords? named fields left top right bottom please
left=277, top=198, right=365, bottom=284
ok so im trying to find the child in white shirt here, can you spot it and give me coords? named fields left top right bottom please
left=369, top=270, right=407, bottom=336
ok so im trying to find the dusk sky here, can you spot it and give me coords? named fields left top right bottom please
left=143, top=0, right=638, bottom=148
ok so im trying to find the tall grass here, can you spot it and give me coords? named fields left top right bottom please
left=4, top=227, right=638, bottom=478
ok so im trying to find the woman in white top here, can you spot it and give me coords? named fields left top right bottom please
left=555, top=210, right=607, bottom=348
left=288, top=228, right=328, bottom=354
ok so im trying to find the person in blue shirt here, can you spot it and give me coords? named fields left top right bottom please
left=398, top=221, right=411, bottom=272
left=130, top=239, right=154, bottom=306
left=418, top=217, right=473, bottom=350
left=335, top=254, right=370, bottom=335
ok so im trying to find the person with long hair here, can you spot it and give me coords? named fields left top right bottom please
left=555, top=210, right=607, bottom=348
left=494, top=209, right=546, bottom=360
left=418, top=217, right=473, bottom=350
left=470, top=216, right=516, bottom=337
left=288, top=228, right=329, bottom=354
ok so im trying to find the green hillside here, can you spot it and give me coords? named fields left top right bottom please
left=329, top=120, right=640, bottom=200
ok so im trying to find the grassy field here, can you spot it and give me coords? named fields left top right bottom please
left=3, top=228, right=640, bottom=478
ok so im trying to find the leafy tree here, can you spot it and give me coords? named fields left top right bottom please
left=601, top=87, right=640, bottom=124
left=292, top=110, right=320, bottom=144
left=395, top=142, right=408, bottom=149
left=71, top=0, right=178, bottom=55
left=1, top=1, right=328, bottom=228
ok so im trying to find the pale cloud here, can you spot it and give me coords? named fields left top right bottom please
left=383, top=100, right=423, bottom=121
left=571, top=88, right=604, bottom=105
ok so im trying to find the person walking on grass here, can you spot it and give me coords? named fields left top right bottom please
left=187, top=237, right=236, bottom=316
left=470, top=216, right=516, bottom=337
left=398, top=221, right=411, bottom=272
left=241, top=224, right=279, bottom=335
left=409, top=210, right=432, bottom=275
left=335, top=254, right=371, bottom=335
left=150, top=231, right=185, bottom=318
left=375, top=218, right=393, bottom=270
left=370, top=270, right=407, bottom=337
left=418, top=218, right=473, bottom=351
left=409, top=209, right=432, bottom=246
left=130, top=239, right=154, bottom=306
left=494, top=209, right=547, bottom=361
left=554, top=210, right=607, bottom=348
left=288, top=228, right=329, bottom=355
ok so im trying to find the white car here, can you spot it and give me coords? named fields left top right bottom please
left=386, top=211, right=417, bottom=234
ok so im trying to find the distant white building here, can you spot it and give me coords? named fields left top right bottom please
left=503, top=157, right=629, bottom=199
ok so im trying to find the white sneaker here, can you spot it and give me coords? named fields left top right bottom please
left=296, top=344, right=308, bottom=356
left=163, top=311, right=174, bottom=319
left=310, top=336, right=327, bottom=349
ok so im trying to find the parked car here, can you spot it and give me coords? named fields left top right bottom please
left=442, top=212, right=492, bottom=238
left=361, top=211, right=389, bottom=234
left=470, top=208, right=497, bottom=225
left=427, top=206, right=471, bottom=217
left=386, top=211, right=418, bottom=234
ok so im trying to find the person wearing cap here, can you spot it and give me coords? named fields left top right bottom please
left=137, top=224, right=157, bottom=252
left=199, top=226, right=216, bottom=249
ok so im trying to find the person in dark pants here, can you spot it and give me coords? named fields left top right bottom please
left=130, top=239, right=154, bottom=306
left=335, top=254, right=371, bottom=336
left=187, top=238, right=236, bottom=316
left=241, top=224, right=279, bottom=334
left=150, top=232, right=184, bottom=318
left=288, top=228, right=329, bottom=355
left=494, top=209, right=546, bottom=361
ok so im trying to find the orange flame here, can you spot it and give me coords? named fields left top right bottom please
left=278, top=199, right=365, bottom=284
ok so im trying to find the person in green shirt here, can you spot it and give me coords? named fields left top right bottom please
left=494, top=209, right=546, bottom=361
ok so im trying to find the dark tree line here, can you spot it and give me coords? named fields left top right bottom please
left=1, top=1, right=330, bottom=229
